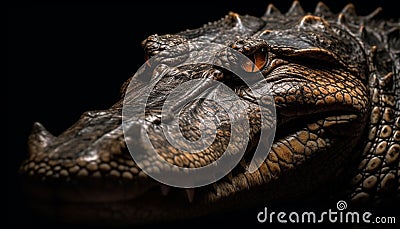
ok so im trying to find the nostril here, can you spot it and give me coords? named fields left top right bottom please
left=142, top=34, right=188, bottom=58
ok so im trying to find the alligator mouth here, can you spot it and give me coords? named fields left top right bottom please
left=21, top=105, right=361, bottom=225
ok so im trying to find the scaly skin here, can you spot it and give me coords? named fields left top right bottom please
left=19, top=1, right=399, bottom=225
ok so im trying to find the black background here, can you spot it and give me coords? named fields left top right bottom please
left=7, top=0, right=398, bottom=226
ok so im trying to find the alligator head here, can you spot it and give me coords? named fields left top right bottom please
left=19, top=1, right=399, bottom=225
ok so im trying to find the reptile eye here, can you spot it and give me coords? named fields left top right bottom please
left=241, top=48, right=268, bottom=73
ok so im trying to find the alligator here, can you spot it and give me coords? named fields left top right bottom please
left=19, top=1, right=399, bottom=225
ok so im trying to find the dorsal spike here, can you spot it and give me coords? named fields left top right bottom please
left=265, top=3, right=282, bottom=16
left=358, top=25, right=367, bottom=38
left=364, top=7, right=383, bottom=21
left=228, top=11, right=243, bottom=28
left=28, top=122, right=54, bottom=155
left=341, top=3, right=357, bottom=18
left=314, top=2, right=333, bottom=17
left=299, top=15, right=331, bottom=29
left=379, top=72, right=394, bottom=89
left=287, top=0, right=304, bottom=16
left=337, top=13, right=347, bottom=25
left=260, top=29, right=273, bottom=36
left=387, top=27, right=400, bottom=49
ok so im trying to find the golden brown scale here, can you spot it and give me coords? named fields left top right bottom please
left=351, top=69, right=399, bottom=205
left=18, top=0, right=399, bottom=224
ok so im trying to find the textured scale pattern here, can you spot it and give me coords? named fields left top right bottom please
left=19, top=1, right=399, bottom=225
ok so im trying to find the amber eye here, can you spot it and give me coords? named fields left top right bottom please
left=241, top=48, right=268, bottom=73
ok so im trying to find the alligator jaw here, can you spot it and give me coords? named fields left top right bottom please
left=20, top=100, right=364, bottom=225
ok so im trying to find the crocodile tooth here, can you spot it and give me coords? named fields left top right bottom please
left=28, top=122, right=55, bottom=154
left=185, top=188, right=195, bottom=203
left=240, top=159, right=247, bottom=169
left=160, top=185, right=171, bottom=196
left=226, top=172, right=233, bottom=181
